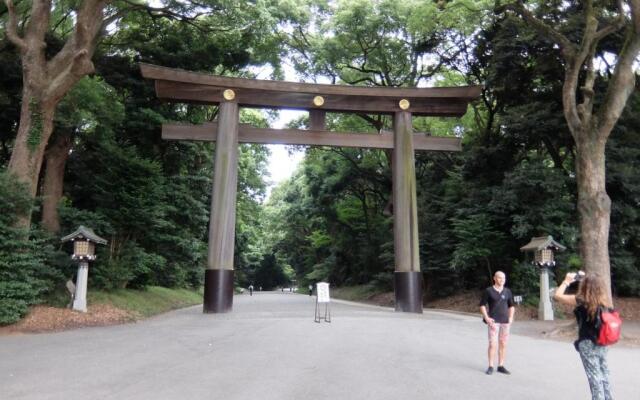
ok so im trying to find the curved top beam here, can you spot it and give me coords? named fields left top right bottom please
left=140, top=64, right=482, bottom=117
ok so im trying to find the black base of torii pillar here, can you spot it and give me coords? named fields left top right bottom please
left=392, top=111, right=423, bottom=313
left=203, top=100, right=239, bottom=313
left=204, top=269, right=234, bottom=312
left=395, top=272, right=423, bottom=312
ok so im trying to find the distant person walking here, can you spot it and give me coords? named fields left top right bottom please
left=309, top=284, right=313, bottom=296
left=479, top=270, right=515, bottom=375
left=554, top=272, right=614, bottom=400
left=249, top=284, right=254, bottom=296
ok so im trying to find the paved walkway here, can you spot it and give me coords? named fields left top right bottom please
left=420, top=305, right=640, bottom=346
left=1, top=292, right=638, bottom=400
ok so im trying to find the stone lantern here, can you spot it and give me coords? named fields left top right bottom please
left=520, top=235, right=566, bottom=320
left=61, top=226, right=107, bottom=312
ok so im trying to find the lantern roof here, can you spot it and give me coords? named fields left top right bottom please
left=520, top=235, right=566, bottom=252
left=61, top=226, right=107, bottom=245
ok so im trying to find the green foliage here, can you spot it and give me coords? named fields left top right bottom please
left=62, top=127, right=205, bottom=289
left=235, top=143, right=271, bottom=287
left=264, top=127, right=394, bottom=288
left=0, top=171, right=66, bottom=325
left=252, top=251, right=288, bottom=290
left=88, top=286, right=203, bottom=318
left=0, top=44, right=22, bottom=166
left=56, top=76, right=125, bottom=133
left=606, top=93, right=640, bottom=296
left=0, top=292, right=29, bottom=325
left=288, top=0, right=482, bottom=87
left=494, top=158, right=576, bottom=241
left=508, top=262, right=540, bottom=299
left=92, top=243, right=165, bottom=290
left=330, top=284, right=385, bottom=302
left=451, top=212, right=506, bottom=282
left=266, top=1, right=639, bottom=301
left=610, top=249, right=640, bottom=296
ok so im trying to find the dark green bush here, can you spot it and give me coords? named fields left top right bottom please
left=0, top=171, right=65, bottom=325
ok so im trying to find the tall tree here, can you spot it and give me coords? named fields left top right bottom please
left=4, top=0, right=113, bottom=227
left=1, top=0, right=285, bottom=227
left=495, top=1, right=640, bottom=300
left=41, top=76, right=123, bottom=233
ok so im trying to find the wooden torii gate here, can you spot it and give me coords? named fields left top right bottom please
left=140, top=64, right=481, bottom=314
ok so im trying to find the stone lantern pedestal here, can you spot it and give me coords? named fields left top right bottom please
left=538, top=267, right=554, bottom=321
left=520, top=235, right=566, bottom=321
left=72, top=262, right=90, bottom=312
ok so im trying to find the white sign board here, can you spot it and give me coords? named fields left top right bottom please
left=316, top=282, right=330, bottom=303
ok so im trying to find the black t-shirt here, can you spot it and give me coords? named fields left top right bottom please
left=479, top=287, right=514, bottom=323
left=574, top=302, right=601, bottom=343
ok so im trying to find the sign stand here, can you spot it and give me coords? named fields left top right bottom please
left=314, top=282, right=331, bottom=323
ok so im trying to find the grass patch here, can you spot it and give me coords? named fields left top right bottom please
left=329, top=284, right=384, bottom=302
left=88, top=286, right=203, bottom=318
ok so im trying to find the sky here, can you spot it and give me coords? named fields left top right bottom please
left=265, top=109, right=306, bottom=193
left=265, top=144, right=304, bottom=193
left=249, top=65, right=309, bottom=200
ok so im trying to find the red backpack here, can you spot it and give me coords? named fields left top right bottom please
left=597, top=308, right=622, bottom=346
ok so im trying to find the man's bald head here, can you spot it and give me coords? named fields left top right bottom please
left=493, top=271, right=506, bottom=286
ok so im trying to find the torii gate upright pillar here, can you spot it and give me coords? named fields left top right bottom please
left=203, top=100, right=239, bottom=313
left=393, top=111, right=422, bottom=313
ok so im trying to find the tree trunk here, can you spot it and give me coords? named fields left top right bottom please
left=4, top=0, right=106, bottom=228
left=575, top=132, right=612, bottom=301
left=7, top=87, right=56, bottom=228
left=41, top=130, right=73, bottom=233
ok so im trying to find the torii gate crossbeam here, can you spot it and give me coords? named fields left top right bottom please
left=140, top=63, right=481, bottom=314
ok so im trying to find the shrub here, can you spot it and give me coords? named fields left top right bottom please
left=0, top=171, right=65, bottom=325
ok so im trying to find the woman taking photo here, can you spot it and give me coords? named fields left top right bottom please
left=554, top=272, right=613, bottom=400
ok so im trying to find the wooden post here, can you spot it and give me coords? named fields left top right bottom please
left=203, top=101, right=239, bottom=313
left=309, top=110, right=326, bottom=130
left=392, top=111, right=422, bottom=313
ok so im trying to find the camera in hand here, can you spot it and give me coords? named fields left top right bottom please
left=564, top=271, right=585, bottom=294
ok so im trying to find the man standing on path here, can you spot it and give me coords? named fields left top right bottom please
left=479, top=270, right=515, bottom=375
